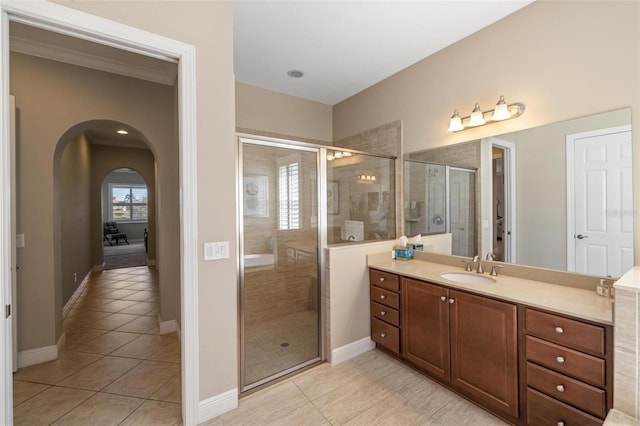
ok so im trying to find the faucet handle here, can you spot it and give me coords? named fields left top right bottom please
left=461, top=259, right=472, bottom=272
left=490, top=265, right=503, bottom=276
left=486, top=252, right=496, bottom=261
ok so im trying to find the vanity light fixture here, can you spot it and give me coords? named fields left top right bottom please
left=448, top=95, right=525, bottom=132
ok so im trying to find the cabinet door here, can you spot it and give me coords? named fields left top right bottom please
left=401, top=278, right=450, bottom=380
left=450, top=290, right=519, bottom=418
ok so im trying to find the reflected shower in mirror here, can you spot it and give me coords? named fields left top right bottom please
left=404, top=108, right=633, bottom=278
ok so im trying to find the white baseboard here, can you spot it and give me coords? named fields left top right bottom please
left=18, top=344, right=58, bottom=369
left=330, top=337, right=375, bottom=366
left=198, top=388, right=238, bottom=424
left=63, top=270, right=92, bottom=318
left=158, top=315, right=180, bottom=336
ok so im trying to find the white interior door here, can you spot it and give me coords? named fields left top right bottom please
left=569, top=126, right=633, bottom=277
left=449, top=168, right=476, bottom=257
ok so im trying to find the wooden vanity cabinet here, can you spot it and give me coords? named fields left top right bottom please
left=524, top=308, right=613, bottom=425
left=400, top=277, right=519, bottom=420
left=369, top=269, right=401, bottom=354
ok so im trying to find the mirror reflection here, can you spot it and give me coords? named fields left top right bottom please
left=404, top=108, right=633, bottom=278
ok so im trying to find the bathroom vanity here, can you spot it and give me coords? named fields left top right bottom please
left=368, top=251, right=613, bottom=426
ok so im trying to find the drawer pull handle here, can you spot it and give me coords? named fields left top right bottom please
left=440, top=296, right=447, bottom=302
left=555, top=326, right=564, bottom=334
left=380, top=294, right=386, bottom=300
left=556, top=356, right=565, bottom=364
left=449, top=298, right=455, bottom=304
left=380, top=311, right=386, bottom=316
left=379, top=277, right=386, bottom=282
left=557, top=422, right=565, bottom=426
left=556, top=384, right=565, bottom=392
left=380, top=333, right=387, bottom=338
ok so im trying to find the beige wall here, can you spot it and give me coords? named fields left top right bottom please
left=11, top=51, right=178, bottom=350
left=56, top=134, right=92, bottom=307
left=333, top=1, right=640, bottom=266
left=236, top=82, right=333, bottom=143
left=54, top=0, right=238, bottom=401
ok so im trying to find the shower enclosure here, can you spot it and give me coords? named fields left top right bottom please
left=239, top=135, right=395, bottom=392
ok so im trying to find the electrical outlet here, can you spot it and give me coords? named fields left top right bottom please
left=204, top=241, right=230, bottom=261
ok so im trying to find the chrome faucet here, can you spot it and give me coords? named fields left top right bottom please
left=472, top=255, right=484, bottom=274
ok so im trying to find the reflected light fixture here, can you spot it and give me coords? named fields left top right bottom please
left=357, top=174, right=376, bottom=183
left=117, top=129, right=129, bottom=135
left=448, top=95, right=525, bottom=132
left=327, top=150, right=353, bottom=161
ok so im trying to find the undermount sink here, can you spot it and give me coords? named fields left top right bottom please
left=440, top=272, right=496, bottom=285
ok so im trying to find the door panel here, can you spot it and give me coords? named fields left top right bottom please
left=574, top=128, right=633, bottom=277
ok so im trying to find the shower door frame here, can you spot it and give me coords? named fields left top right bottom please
left=237, top=135, right=328, bottom=393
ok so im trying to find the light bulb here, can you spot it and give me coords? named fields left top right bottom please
left=491, top=96, right=510, bottom=121
left=448, top=110, right=464, bottom=132
left=469, top=103, right=486, bottom=127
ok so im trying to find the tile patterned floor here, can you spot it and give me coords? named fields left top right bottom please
left=13, top=266, right=182, bottom=426
left=205, top=349, right=508, bottom=426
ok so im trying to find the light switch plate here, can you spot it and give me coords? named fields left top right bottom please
left=16, top=234, right=24, bottom=248
left=204, top=241, right=229, bottom=260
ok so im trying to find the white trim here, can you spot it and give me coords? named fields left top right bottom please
left=489, top=138, right=517, bottom=263
left=0, top=2, right=200, bottom=425
left=330, top=337, right=375, bottom=366
left=565, top=124, right=632, bottom=273
left=159, top=317, right=179, bottom=335
left=17, top=344, right=57, bottom=369
left=62, top=270, right=91, bottom=318
left=197, top=388, right=238, bottom=424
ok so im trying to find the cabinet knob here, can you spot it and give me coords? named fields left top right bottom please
left=440, top=296, right=447, bottom=302
left=556, top=356, right=565, bottom=364
left=555, top=326, right=564, bottom=334
left=379, top=277, right=385, bottom=282
left=556, top=384, right=565, bottom=392
left=380, top=333, right=387, bottom=338
left=557, top=421, right=565, bottom=426
left=449, top=298, right=455, bottom=304
left=379, top=294, right=386, bottom=300
left=380, top=311, right=386, bottom=316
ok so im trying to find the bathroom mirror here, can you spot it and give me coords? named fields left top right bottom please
left=404, top=108, right=633, bottom=277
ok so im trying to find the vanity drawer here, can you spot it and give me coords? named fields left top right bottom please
left=371, top=301, right=400, bottom=327
left=526, top=388, right=602, bottom=426
left=371, top=317, right=400, bottom=354
left=525, top=308, right=605, bottom=357
left=526, top=336, right=605, bottom=388
left=526, top=362, right=606, bottom=418
left=370, top=269, right=399, bottom=292
left=371, top=286, right=400, bottom=309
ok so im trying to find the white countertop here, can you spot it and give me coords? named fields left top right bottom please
left=367, top=254, right=613, bottom=325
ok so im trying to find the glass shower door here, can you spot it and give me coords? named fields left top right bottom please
left=240, top=141, right=321, bottom=391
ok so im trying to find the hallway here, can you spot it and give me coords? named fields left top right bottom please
left=12, top=267, right=182, bottom=425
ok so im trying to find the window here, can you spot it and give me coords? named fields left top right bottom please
left=278, top=162, right=300, bottom=230
left=110, top=184, right=148, bottom=222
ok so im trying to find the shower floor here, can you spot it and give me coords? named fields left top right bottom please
left=244, top=309, right=319, bottom=386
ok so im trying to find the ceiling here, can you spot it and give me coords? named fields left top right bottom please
left=10, top=0, right=533, bottom=115
left=233, top=1, right=534, bottom=105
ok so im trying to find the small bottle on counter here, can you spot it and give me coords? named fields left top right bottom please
left=596, top=279, right=609, bottom=298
